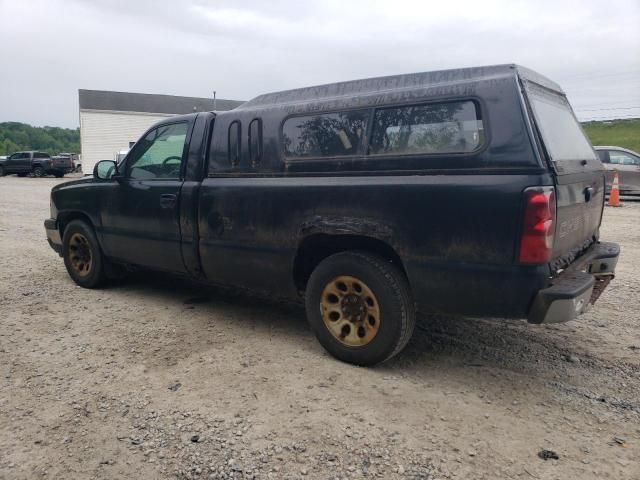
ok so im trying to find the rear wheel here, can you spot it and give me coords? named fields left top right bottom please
left=33, top=166, right=45, bottom=177
left=62, top=220, right=106, bottom=288
left=17, top=173, right=27, bottom=177
left=305, top=251, right=415, bottom=366
left=54, top=172, right=64, bottom=178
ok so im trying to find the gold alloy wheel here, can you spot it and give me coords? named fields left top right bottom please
left=320, top=275, right=381, bottom=347
left=68, top=233, right=92, bottom=277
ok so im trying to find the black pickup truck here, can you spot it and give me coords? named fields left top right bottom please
left=0, top=151, right=72, bottom=177
left=45, top=64, right=619, bottom=365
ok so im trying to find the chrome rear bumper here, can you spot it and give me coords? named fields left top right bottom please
left=528, top=242, right=619, bottom=324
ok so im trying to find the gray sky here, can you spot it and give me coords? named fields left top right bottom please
left=1, top=0, right=639, bottom=128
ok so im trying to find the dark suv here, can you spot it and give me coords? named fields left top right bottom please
left=44, top=64, right=619, bottom=365
left=0, top=151, right=72, bottom=177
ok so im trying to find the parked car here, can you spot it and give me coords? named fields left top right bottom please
left=0, top=151, right=73, bottom=177
left=44, top=64, right=619, bottom=366
left=56, top=153, right=82, bottom=173
left=594, top=146, right=640, bottom=196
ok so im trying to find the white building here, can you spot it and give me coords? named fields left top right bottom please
left=78, top=90, right=243, bottom=174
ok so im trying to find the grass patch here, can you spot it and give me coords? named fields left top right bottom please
left=582, top=119, right=640, bottom=153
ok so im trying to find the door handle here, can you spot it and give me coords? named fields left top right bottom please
left=160, top=193, right=177, bottom=209
left=584, top=186, right=595, bottom=202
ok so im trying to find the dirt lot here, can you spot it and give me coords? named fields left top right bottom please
left=0, top=176, right=639, bottom=480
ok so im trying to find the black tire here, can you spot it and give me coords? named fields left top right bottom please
left=17, top=173, right=27, bottom=177
left=33, top=166, right=45, bottom=177
left=305, top=251, right=415, bottom=366
left=54, top=173, right=64, bottom=178
left=0, top=166, right=5, bottom=176
left=62, top=220, right=106, bottom=288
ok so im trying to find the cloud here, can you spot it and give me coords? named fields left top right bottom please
left=0, top=0, right=638, bottom=127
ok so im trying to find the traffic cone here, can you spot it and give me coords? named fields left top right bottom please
left=608, top=170, right=621, bottom=207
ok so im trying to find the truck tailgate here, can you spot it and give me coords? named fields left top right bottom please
left=553, top=172, right=604, bottom=262
left=52, top=157, right=72, bottom=170
left=523, top=81, right=605, bottom=269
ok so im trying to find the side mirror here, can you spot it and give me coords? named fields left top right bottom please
left=93, top=160, right=118, bottom=180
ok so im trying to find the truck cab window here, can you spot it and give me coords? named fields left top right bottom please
left=248, top=118, right=262, bottom=166
left=125, top=122, right=188, bottom=180
left=228, top=121, right=241, bottom=166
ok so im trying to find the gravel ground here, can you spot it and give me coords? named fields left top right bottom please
left=0, top=176, right=639, bottom=480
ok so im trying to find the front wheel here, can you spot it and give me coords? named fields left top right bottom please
left=33, top=166, right=45, bottom=177
left=305, top=251, right=415, bottom=366
left=62, top=220, right=106, bottom=288
left=0, top=166, right=5, bottom=176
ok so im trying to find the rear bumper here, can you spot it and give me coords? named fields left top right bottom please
left=44, top=218, right=63, bottom=256
left=528, top=241, right=620, bottom=324
left=46, top=167, right=73, bottom=174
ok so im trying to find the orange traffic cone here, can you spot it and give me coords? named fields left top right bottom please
left=608, top=170, right=621, bottom=207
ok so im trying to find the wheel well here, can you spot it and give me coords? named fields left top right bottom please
left=57, top=212, right=94, bottom=238
left=293, top=234, right=407, bottom=292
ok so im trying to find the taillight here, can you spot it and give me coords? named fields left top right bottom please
left=518, top=187, right=556, bottom=264
left=47, top=159, right=53, bottom=165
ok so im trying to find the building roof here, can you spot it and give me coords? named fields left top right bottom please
left=237, top=64, right=561, bottom=111
left=79, top=89, right=244, bottom=114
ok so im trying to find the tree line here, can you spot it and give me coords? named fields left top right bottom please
left=0, top=122, right=80, bottom=156
left=1, top=118, right=637, bottom=158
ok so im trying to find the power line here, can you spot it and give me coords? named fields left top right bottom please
left=558, top=68, right=640, bottom=82
left=564, top=77, right=640, bottom=91
left=579, top=114, right=640, bottom=121
left=573, top=98, right=640, bottom=108
left=575, top=105, right=640, bottom=112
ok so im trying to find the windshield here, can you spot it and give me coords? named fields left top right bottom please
left=526, top=83, right=597, bottom=163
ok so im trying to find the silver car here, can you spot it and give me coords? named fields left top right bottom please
left=594, top=146, right=640, bottom=196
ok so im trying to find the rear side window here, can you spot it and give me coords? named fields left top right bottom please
left=527, top=84, right=597, bottom=162
left=369, top=101, right=484, bottom=155
left=34, top=152, right=49, bottom=159
left=282, top=111, right=368, bottom=158
left=609, top=151, right=640, bottom=166
left=228, top=121, right=241, bottom=166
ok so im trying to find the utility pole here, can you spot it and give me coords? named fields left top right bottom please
left=213, top=91, right=217, bottom=111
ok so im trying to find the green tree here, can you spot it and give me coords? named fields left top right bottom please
left=0, top=122, right=80, bottom=156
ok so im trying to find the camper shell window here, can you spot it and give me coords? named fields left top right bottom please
left=282, top=111, right=368, bottom=158
left=369, top=101, right=484, bottom=156
left=228, top=121, right=241, bottom=166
